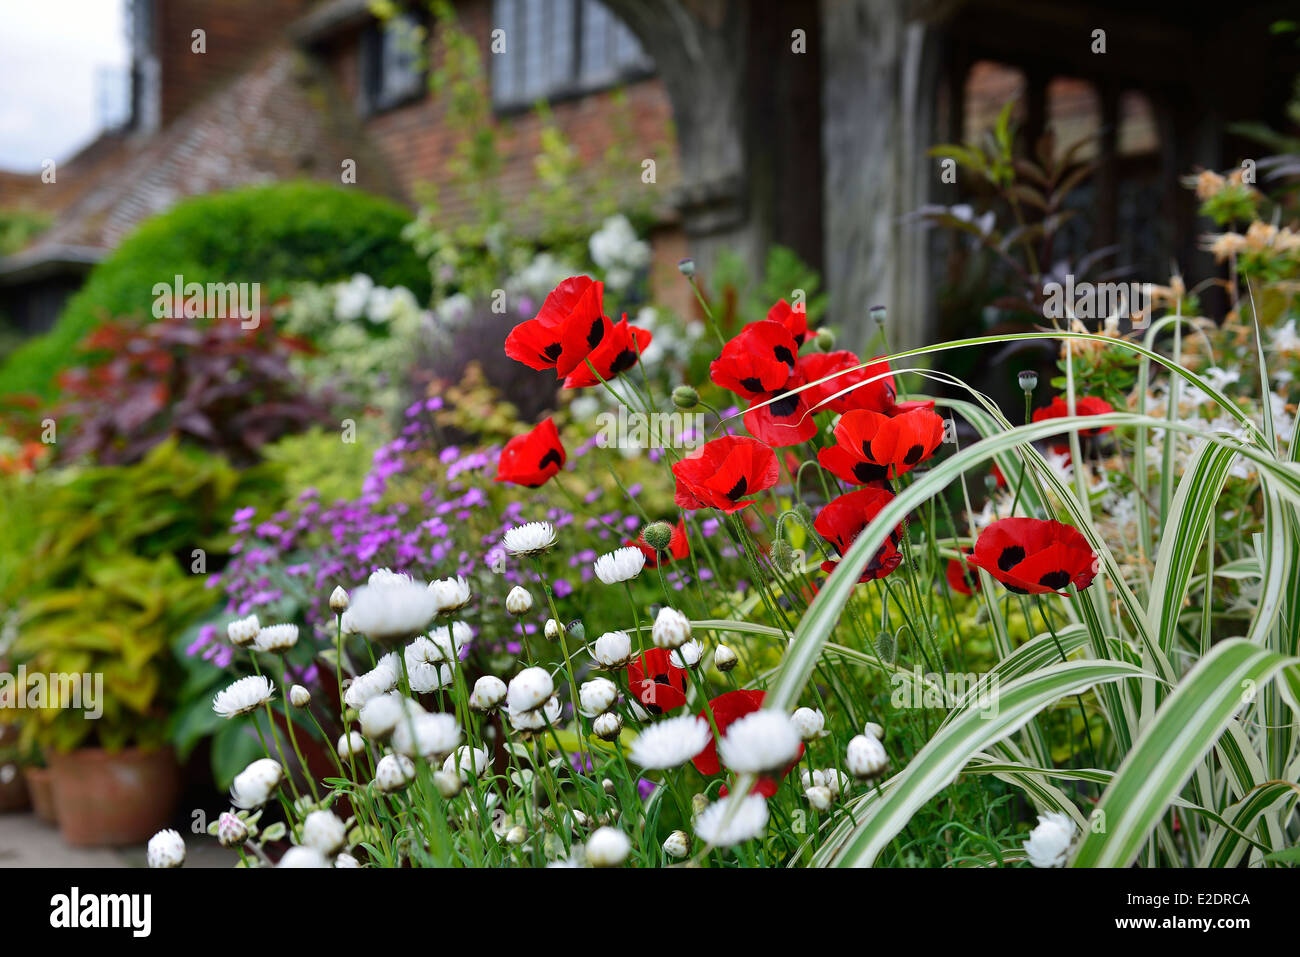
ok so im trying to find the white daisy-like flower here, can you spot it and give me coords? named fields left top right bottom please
left=334, top=852, right=360, bottom=868
left=345, top=568, right=437, bottom=643
left=594, top=546, right=646, bottom=585
left=391, top=712, right=462, bottom=760
left=1024, top=812, right=1077, bottom=867
left=343, top=654, right=400, bottom=709
left=442, top=745, right=491, bottom=781
left=213, top=675, right=275, bottom=718
left=693, top=794, right=770, bottom=846
left=508, top=666, right=554, bottom=713
left=627, top=715, right=711, bottom=769
left=502, top=521, right=557, bottom=557
left=359, top=691, right=421, bottom=740
left=375, top=753, right=416, bottom=793
left=592, top=630, right=634, bottom=668
left=469, top=675, right=507, bottom=711
left=651, top=606, right=691, bottom=649
left=593, top=711, right=623, bottom=740
left=300, top=809, right=347, bottom=855
left=790, top=707, right=828, bottom=740
left=428, top=575, right=472, bottom=614
left=253, top=623, right=299, bottom=654
left=670, top=639, right=703, bottom=669
left=226, top=614, right=261, bottom=648
left=408, top=660, right=454, bottom=694
left=585, top=826, right=631, bottom=867
left=846, top=733, right=888, bottom=779
left=508, top=694, right=562, bottom=732
left=428, top=621, right=473, bottom=662
left=278, top=846, right=329, bottom=868
left=337, top=731, right=366, bottom=759
left=578, top=677, right=618, bottom=716
left=717, top=710, right=801, bottom=774
left=712, top=644, right=738, bottom=672
left=230, top=758, right=283, bottom=809
left=147, top=829, right=185, bottom=868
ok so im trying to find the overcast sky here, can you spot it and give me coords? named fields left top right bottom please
left=0, top=0, right=130, bottom=172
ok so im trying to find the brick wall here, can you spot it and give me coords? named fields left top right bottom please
left=156, top=0, right=315, bottom=125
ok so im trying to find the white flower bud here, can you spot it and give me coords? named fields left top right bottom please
left=505, top=825, right=528, bottom=845
left=469, top=675, right=508, bottom=711
left=592, top=630, right=633, bottom=668
left=337, top=730, right=366, bottom=759
left=663, top=829, right=690, bottom=859
left=578, top=677, right=618, bottom=716
left=593, top=712, right=623, bottom=741
left=506, top=586, right=533, bottom=616
left=585, top=826, right=631, bottom=867
left=846, top=733, right=888, bottom=779
left=217, top=811, right=248, bottom=848
left=329, top=586, right=349, bottom=613
left=545, top=618, right=562, bottom=641
left=670, top=639, right=702, bottom=669
left=712, top=643, right=738, bottom=672
left=864, top=721, right=884, bottom=740
left=651, top=607, right=691, bottom=649
left=147, top=829, right=185, bottom=868
left=300, top=810, right=347, bottom=855
left=434, top=769, right=463, bottom=799
left=289, top=684, right=311, bottom=708
left=375, top=753, right=416, bottom=793
left=805, top=785, right=833, bottom=811
left=507, top=666, right=554, bottom=713
left=790, top=707, right=826, bottom=741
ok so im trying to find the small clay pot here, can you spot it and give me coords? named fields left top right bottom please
left=47, top=747, right=181, bottom=846
left=22, top=766, right=54, bottom=822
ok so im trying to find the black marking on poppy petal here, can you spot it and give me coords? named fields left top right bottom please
left=903, top=443, right=925, bottom=465
left=609, top=348, right=638, bottom=374
left=1005, top=583, right=1029, bottom=595
left=726, top=477, right=748, bottom=501
left=587, top=317, right=605, bottom=349
left=543, top=342, right=563, bottom=362
left=653, top=673, right=673, bottom=686
left=1038, top=570, right=1071, bottom=591
left=539, top=449, right=562, bottom=471
left=773, top=345, right=796, bottom=369
left=769, top=393, right=800, bottom=417
left=862, top=439, right=874, bottom=460
left=739, top=376, right=764, bottom=394
left=853, top=462, right=888, bottom=483
left=997, top=545, right=1026, bottom=572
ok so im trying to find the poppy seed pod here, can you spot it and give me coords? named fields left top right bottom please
left=1018, top=370, right=1038, bottom=393
left=677, top=257, right=696, bottom=278
left=869, top=304, right=887, bottom=326
left=566, top=619, right=586, bottom=642
left=641, top=521, right=674, bottom=552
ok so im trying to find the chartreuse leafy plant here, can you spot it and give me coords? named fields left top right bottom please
left=0, top=439, right=281, bottom=754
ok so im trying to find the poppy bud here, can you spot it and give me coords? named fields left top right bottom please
left=642, top=521, right=673, bottom=551
left=677, top=257, right=696, bottom=278
left=869, top=304, right=887, bottom=326
left=984, top=473, right=998, bottom=493
left=672, top=385, right=699, bottom=410
left=712, top=643, right=738, bottom=672
left=770, top=538, right=794, bottom=573
left=815, top=328, right=835, bottom=352
left=1018, top=370, right=1038, bottom=393
left=873, top=631, right=897, bottom=665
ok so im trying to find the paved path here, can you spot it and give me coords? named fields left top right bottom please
left=0, top=813, right=236, bottom=867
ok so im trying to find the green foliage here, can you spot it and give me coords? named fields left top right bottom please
left=0, top=182, right=429, bottom=398
left=0, top=439, right=283, bottom=753
left=0, top=207, right=50, bottom=256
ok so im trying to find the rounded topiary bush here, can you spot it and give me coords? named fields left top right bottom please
left=0, top=182, right=430, bottom=398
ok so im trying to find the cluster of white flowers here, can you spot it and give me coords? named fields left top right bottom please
left=588, top=215, right=650, bottom=291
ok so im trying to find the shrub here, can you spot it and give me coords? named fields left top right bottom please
left=0, top=182, right=430, bottom=398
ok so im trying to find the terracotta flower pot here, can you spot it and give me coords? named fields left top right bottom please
left=22, top=767, right=53, bottom=821
left=0, top=763, right=30, bottom=813
left=47, top=746, right=181, bottom=846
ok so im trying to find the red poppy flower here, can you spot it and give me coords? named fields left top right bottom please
left=626, top=648, right=688, bottom=715
left=946, top=547, right=980, bottom=596
left=1032, top=396, right=1115, bottom=439
left=627, top=519, right=689, bottom=568
left=561, top=315, right=652, bottom=388
left=505, top=276, right=610, bottom=378
left=813, top=486, right=904, bottom=582
left=965, top=517, right=1098, bottom=595
left=709, top=320, right=798, bottom=401
left=743, top=372, right=819, bottom=447
left=797, top=351, right=897, bottom=415
left=766, top=299, right=809, bottom=347
left=495, top=417, right=565, bottom=487
left=817, top=407, right=946, bottom=484
left=673, top=436, right=779, bottom=513
left=693, top=689, right=803, bottom=797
